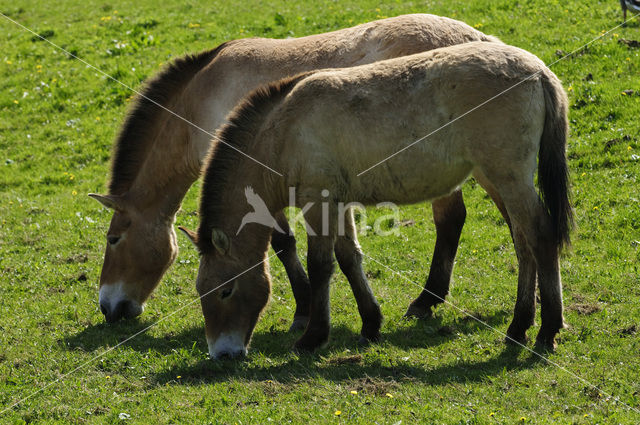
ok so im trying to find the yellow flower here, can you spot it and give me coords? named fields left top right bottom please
left=106, top=375, right=110, bottom=379
left=519, top=417, right=526, bottom=423
left=188, top=23, right=200, bottom=28
left=72, top=190, right=77, bottom=196
left=95, top=117, right=100, bottom=121
left=593, top=206, right=599, bottom=211
left=6, top=60, right=12, bottom=64
left=350, top=390, right=357, bottom=395
left=36, top=64, right=42, bottom=69
left=628, top=146, right=633, bottom=151
left=581, top=172, right=586, bottom=177
left=474, top=23, right=483, bottom=29
left=334, top=410, right=341, bottom=416
left=13, top=100, right=18, bottom=104
left=385, top=393, right=393, bottom=398
left=177, top=375, right=182, bottom=379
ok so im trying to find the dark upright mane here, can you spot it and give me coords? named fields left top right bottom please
left=108, top=43, right=230, bottom=195
left=196, top=72, right=312, bottom=254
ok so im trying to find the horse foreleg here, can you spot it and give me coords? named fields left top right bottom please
left=293, top=232, right=336, bottom=352
left=271, top=211, right=311, bottom=332
left=405, top=189, right=466, bottom=318
left=334, top=209, right=382, bottom=344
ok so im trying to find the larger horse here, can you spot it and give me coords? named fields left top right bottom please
left=89, top=14, right=499, bottom=329
left=194, top=41, right=572, bottom=359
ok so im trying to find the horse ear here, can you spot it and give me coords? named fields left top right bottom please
left=178, top=226, right=198, bottom=247
left=211, top=228, right=230, bottom=256
left=88, top=193, right=124, bottom=211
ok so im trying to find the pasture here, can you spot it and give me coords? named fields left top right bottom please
left=1, top=0, right=639, bottom=423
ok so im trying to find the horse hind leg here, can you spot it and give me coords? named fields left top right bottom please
left=493, top=180, right=565, bottom=350
left=474, top=170, right=537, bottom=345
left=405, top=189, right=466, bottom=318
left=334, top=208, right=382, bottom=344
left=271, top=211, right=310, bottom=332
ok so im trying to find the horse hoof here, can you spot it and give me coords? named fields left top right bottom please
left=293, top=334, right=327, bottom=353
left=534, top=334, right=558, bottom=352
left=504, top=333, right=528, bottom=346
left=288, top=316, right=309, bottom=332
left=403, top=303, right=432, bottom=319
left=357, top=336, right=371, bottom=346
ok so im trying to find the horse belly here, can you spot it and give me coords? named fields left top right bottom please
left=357, top=155, right=474, bottom=205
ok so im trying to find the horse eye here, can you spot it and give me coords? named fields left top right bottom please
left=107, top=235, right=121, bottom=245
left=220, top=287, right=233, bottom=300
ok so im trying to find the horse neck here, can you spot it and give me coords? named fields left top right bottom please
left=212, top=155, right=286, bottom=260
left=126, top=103, right=200, bottom=220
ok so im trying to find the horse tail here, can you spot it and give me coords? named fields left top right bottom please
left=538, top=70, right=573, bottom=250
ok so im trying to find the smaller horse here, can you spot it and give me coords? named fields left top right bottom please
left=193, top=41, right=572, bottom=359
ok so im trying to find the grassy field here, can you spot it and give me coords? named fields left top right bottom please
left=1, top=0, right=639, bottom=423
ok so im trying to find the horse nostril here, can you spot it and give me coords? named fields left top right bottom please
left=215, top=350, right=244, bottom=360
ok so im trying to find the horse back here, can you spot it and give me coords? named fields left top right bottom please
left=268, top=42, right=552, bottom=205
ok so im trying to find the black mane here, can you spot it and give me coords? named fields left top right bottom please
left=108, top=43, right=229, bottom=195
left=196, top=72, right=312, bottom=253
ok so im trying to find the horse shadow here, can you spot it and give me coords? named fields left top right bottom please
left=62, top=309, right=509, bottom=355
left=63, top=310, right=542, bottom=388
left=63, top=319, right=209, bottom=354
left=149, top=331, right=542, bottom=387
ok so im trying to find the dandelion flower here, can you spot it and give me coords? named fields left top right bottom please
left=72, top=190, right=77, bottom=196
left=385, top=393, right=393, bottom=398
left=350, top=390, right=357, bottom=395
left=334, top=410, right=341, bottom=416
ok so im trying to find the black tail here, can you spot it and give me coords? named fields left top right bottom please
left=538, top=71, right=574, bottom=250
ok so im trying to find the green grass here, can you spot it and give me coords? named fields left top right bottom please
left=1, top=0, right=639, bottom=423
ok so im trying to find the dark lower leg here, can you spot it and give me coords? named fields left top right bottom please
left=271, top=212, right=310, bottom=331
left=405, top=190, right=466, bottom=318
left=334, top=235, right=382, bottom=343
left=506, top=230, right=537, bottom=345
left=294, top=237, right=335, bottom=352
left=535, top=247, right=564, bottom=349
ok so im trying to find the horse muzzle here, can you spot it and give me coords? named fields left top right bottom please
left=100, top=299, right=143, bottom=323
left=208, top=332, right=248, bottom=360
